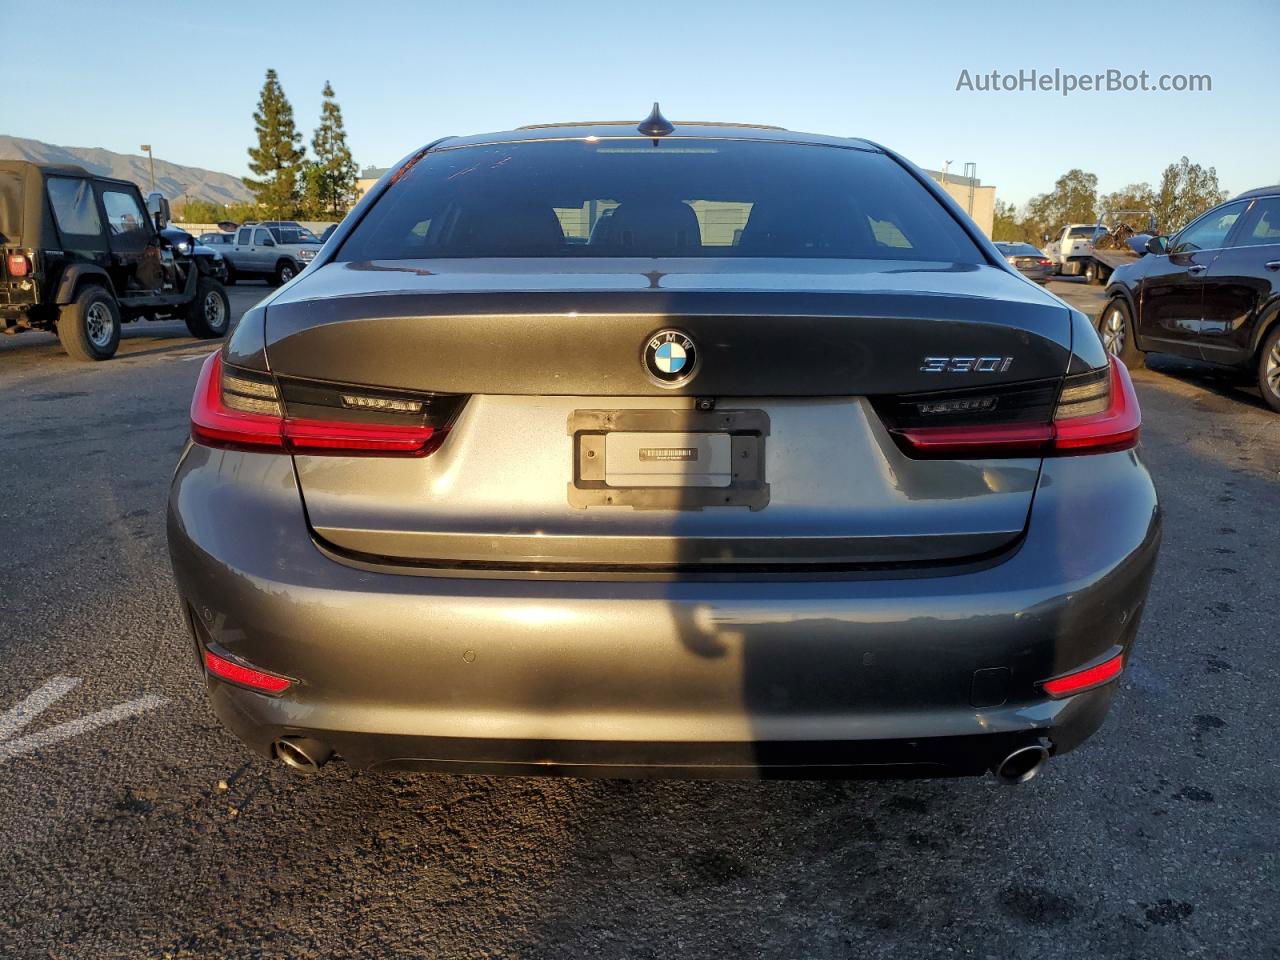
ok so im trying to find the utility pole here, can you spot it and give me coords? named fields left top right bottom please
left=140, top=145, right=156, bottom=193
left=942, top=160, right=951, bottom=189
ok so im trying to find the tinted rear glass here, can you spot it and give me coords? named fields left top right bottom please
left=338, top=139, right=985, bottom=263
left=998, top=243, right=1041, bottom=256
left=1067, top=226, right=1102, bottom=238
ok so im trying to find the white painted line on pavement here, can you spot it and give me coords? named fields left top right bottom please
left=0, top=679, right=168, bottom=763
left=0, top=676, right=80, bottom=741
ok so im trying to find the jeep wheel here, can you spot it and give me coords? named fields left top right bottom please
left=185, top=277, right=231, bottom=339
left=275, top=260, right=297, bottom=286
left=57, top=285, right=121, bottom=361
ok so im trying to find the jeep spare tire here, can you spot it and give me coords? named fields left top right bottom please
left=57, top=286, right=121, bottom=361
left=185, top=277, right=231, bottom=339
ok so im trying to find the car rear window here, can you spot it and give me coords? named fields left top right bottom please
left=337, top=139, right=985, bottom=263
left=1067, top=226, right=1102, bottom=238
left=1000, top=243, right=1041, bottom=256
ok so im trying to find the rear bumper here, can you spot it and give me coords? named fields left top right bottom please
left=167, top=445, right=1161, bottom=779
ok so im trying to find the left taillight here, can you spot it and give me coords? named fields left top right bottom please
left=6, top=253, right=31, bottom=277
left=190, top=352, right=461, bottom=457
left=876, top=355, right=1141, bottom=459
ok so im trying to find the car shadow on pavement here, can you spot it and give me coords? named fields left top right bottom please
left=1141, top=354, right=1272, bottom=413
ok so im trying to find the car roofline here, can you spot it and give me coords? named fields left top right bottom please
left=517, top=120, right=788, bottom=131
left=434, top=123, right=880, bottom=152
left=1230, top=185, right=1280, bottom=202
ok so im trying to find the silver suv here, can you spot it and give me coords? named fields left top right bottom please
left=223, top=221, right=320, bottom=286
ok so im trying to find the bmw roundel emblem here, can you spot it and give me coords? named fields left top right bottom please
left=643, top=329, right=698, bottom=386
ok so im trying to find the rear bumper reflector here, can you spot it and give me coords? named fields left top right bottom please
left=203, top=649, right=294, bottom=694
left=1041, top=652, right=1124, bottom=698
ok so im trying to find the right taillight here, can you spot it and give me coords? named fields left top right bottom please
left=882, top=355, right=1140, bottom=458
left=1049, top=356, right=1141, bottom=454
left=190, top=352, right=462, bottom=457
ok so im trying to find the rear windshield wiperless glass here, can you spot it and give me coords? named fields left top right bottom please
left=337, top=139, right=985, bottom=263
left=998, top=243, right=1041, bottom=255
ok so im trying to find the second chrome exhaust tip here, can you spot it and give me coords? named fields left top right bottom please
left=273, top=736, right=332, bottom=774
left=993, top=743, right=1050, bottom=785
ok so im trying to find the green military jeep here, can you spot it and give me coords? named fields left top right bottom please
left=0, top=160, right=230, bottom=360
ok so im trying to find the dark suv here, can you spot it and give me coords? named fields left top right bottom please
left=1100, top=186, right=1280, bottom=410
left=0, top=161, right=230, bottom=360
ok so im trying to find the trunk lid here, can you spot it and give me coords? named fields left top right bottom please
left=268, top=259, right=1070, bottom=572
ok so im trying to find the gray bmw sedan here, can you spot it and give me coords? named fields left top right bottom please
left=167, top=111, right=1160, bottom=783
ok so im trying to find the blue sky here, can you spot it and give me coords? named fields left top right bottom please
left=6, top=0, right=1277, bottom=206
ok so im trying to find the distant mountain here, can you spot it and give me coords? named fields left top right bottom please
left=0, top=135, right=252, bottom=207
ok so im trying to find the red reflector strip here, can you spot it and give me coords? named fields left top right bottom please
left=203, top=649, right=293, bottom=693
left=1042, top=652, right=1124, bottom=697
left=283, top=417, right=436, bottom=454
left=190, top=352, right=440, bottom=456
left=892, top=422, right=1053, bottom=455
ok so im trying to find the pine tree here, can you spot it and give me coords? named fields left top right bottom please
left=244, top=69, right=306, bottom=219
left=306, top=81, right=359, bottom=218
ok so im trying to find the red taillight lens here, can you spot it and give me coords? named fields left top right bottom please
left=1041, top=651, right=1124, bottom=697
left=203, top=649, right=293, bottom=694
left=191, top=351, right=285, bottom=450
left=1038, top=258, right=1052, bottom=266
left=6, top=253, right=31, bottom=277
left=284, top=417, right=442, bottom=454
left=190, top=352, right=445, bottom=456
left=891, top=356, right=1140, bottom=458
left=1051, top=357, right=1141, bottom=453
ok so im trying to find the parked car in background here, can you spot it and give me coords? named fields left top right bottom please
left=222, top=221, right=321, bottom=285
left=169, top=111, right=1159, bottom=785
left=165, top=227, right=228, bottom=283
left=993, top=242, right=1053, bottom=283
left=1100, top=186, right=1280, bottom=411
left=319, top=222, right=339, bottom=243
left=198, top=232, right=236, bottom=250
left=0, top=160, right=230, bottom=360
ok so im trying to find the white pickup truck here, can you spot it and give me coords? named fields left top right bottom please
left=1044, top=223, right=1106, bottom=280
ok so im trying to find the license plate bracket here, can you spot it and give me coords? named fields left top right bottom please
left=567, top=408, right=770, bottom=510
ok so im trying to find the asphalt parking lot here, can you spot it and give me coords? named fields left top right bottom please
left=1, top=278, right=1277, bottom=959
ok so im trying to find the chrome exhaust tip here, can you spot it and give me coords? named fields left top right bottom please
left=273, top=736, right=332, bottom=774
left=993, top=744, right=1049, bottom=785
